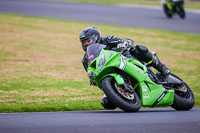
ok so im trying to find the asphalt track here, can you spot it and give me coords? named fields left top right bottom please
left=0, top=107, right=200, bottom=133
left=0, top=0, right=200, bottom=33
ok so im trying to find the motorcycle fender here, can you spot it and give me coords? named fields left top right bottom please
left=166, top=74, right=183, bottom=85
left=102, top=73, right=124, bottom=86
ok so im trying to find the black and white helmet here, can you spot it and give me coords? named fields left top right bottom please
left=80, top=27, right=101, bottom=51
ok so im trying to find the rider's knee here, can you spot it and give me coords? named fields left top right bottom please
left=135, top=45, right=153, bottom=62
left=135, top=45, right=149, bottom=54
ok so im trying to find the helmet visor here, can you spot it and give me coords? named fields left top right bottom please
left=82, top=38, right=94, bottom=46
left=81, top=38, right=94, bottom=51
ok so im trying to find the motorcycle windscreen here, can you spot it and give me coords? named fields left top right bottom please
left=86, top=43, right=106, bottom=63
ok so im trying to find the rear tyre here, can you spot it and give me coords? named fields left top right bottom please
left=101, top=77, right=141, bottom=112
left=171, top=75, right=195, bottom=110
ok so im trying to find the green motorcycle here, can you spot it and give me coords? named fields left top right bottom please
left=87, top=43, right=194, bottom=112
left=161, top=0, right=185, bottom=19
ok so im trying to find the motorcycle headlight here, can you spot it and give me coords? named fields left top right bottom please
left=88, top=70, right=96, bottom=79
left=98, top=54, right=106, bottom=71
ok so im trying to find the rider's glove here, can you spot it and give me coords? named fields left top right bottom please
left=90, top=80, right=97, bottom=86
left=117, top=39, right=134, bottom=52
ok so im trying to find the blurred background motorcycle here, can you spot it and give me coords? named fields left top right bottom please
left=160, top=0, right=185, bottom=19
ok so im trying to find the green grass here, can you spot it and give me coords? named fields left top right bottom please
left=0, top=100, right=103, bottom=113
left=41, top=0, right=200, bottom=10
left=0, top=13, right=199, bottom=113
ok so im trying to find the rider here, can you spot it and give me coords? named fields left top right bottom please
left=80, top=27, right=170, bottom=109
left=160, top=0, right=184, bottom=8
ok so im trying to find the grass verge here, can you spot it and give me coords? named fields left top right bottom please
left=0, top=13, right=199, bottom=112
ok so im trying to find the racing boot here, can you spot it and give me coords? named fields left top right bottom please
left=150, top=55, right=170, bottom=79
left=101, top=94, right=117, bottom=110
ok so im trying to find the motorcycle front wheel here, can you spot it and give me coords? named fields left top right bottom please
left=101, top=77, right=141, bottom=112
left=177, top=4, right=185, bottom=19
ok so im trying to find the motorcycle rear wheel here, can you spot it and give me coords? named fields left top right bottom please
left=101, top=77, right=141, bottom=112
left=171, top=75, right=195, bottom=110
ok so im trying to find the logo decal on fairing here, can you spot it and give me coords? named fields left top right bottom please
left=109, top=53, right=113, bottom=58
left=88, top=55, right=94, bottom=61
left=136, top=70, right=141, bottom=75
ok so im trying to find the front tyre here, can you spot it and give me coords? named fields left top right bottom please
left=178, top=4, right=185, bottom=19
left=171, top=75, right=195, bottom=110
left=101, top=77, right=141, bottom=112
